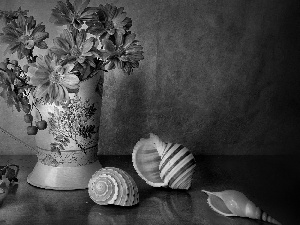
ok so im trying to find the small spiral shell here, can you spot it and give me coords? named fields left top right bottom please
left=88, top=167, right=139, bottom=206
left=202, top=190, right=281, bottom=225
left=132, top=133, right=196, bottom=189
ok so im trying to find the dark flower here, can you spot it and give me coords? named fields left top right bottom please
left=86, top=4, right=132, bottom=43
left=0, top=7, right=29, bottom=25
left=49, top=28, right=99, bottom=68
left=0, top=14, right=49, bottom=59
left=49, top=0, right=98, bottom=29
left=102, top=32, right=144, bottom=75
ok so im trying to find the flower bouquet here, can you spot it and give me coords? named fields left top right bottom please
left=0, top=0, right=144, bottom=190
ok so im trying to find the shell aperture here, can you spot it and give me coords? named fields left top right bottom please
left=132, top=133, right=196, bottom=189
left=202, top=190, right=281, bottom=225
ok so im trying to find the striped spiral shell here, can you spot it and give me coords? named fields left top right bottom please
left=202, top=190, right=281, bottom=225
left=132, top=133, right=196, bottom=189
left=88, top=167, right=139, bottom=206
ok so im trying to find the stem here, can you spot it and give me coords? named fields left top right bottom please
left=31, top=100, right=43, bottom=121
left=15, top=75, right=27, bottom=84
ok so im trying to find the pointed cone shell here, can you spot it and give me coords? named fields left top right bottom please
left=88, top=167, right=139, bottom=206
left=132, top=133, right=196, bottom=189
left=202, top=190, right=281, bottom=225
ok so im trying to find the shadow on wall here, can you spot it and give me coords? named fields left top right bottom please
left=113, top=72, right=148, bottom=150
left=98, top=0, right=300, bottom=155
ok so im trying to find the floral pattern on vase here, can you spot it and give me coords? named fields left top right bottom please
left=33, top=72, right=103, bottom=168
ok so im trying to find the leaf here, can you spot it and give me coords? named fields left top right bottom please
left=81, top=64, right=92, bottom=80
left=0, top=89, right=7, bottom=99
left=77, top=0, right=90, bottom=15
left=73, top=0, right=83, bottom=13
left=36, top=40, right=48, bottom=49
left=116, top=59, right=123, bottom=69
left=87, top=58, right=96, bottom=67
left=10, top=20, right=18, bottom=29
left=106, top=60, right=116, bottom=70
left=62, top=29, right=74, bottom=47
left=0, top=35, right=17, bottom=44
left=53, top=37, right=70, bottom=52
left=17, top=14, right=26, bottom=31
left=113, top=7, right=126, bottom=24
left=2, top=26, right=20, bottom=38
left=101, top=38, right=116, bottom=53
left=123, top=33, right=136, bottom=49
left=33, top=32, right=49, bottom=43
left=0, top=70, right=23, bottom=111
left=115, top=31, right=124, bottom=47
left=86, top=24, right=105, bottom=36
left=104, top=4, right=117, bottom=20
left=80, top=7, right=98, bottom=18
left=32, top=23, right=46, bottom=35
left=49, top=13, right=70, bottom=26
left=82, top=38, right=93, bottom=54
left=26, top=16, right=36, bottom=30
left=76, top=29, right=86, bottom=47
left=126, top=45, right=143, bottom=52
left=66, top=0, right=75, bottom=13
left=34, top=82, right=50, bottom=99
left=123, top=17, right=132, bottom=30
left=49, top=46, right=68, bottom=58
left=131, top=61, right=139, bottom=68
left=17, top=45, right=23, bottom=59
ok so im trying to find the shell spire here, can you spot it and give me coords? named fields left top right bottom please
left=88, top=167, right=139, bottom=206
left=132, top=133, right=196, bottom=190
left=202, top=190, right=281, bottom=225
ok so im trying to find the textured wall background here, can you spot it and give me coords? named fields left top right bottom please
left=0, top=0, right=300, bottom=155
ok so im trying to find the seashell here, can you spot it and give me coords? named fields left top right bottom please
left=132, top=133, right=196, bottom=189
left=88, top=167, right=139, bottom=206
left=202, top=189, right=281, bottom=225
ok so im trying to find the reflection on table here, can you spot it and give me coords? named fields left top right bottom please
left=0, top=155, right=299, bottom=225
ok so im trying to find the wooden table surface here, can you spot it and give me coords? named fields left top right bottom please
left=0, top=155, right=299, bottom=225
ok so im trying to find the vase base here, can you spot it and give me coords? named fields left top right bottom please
left=27, top=160, right=102, bottom=190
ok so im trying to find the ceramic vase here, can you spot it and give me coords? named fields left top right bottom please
left=27, top=71, right=104, bottom=190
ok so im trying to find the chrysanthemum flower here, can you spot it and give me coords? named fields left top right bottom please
left=27, top=54, right=80, bottom=104
left=86, top=4, right=132, bottom=43
left=49, top=0, right=98, bottom=29
left=0, top=14, right=49, bottom=59
left=0, top=7, right=29, bottom=25
left=49, top=29, right=99, bottom=68
left=102, top=32, right=144, bottom=75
